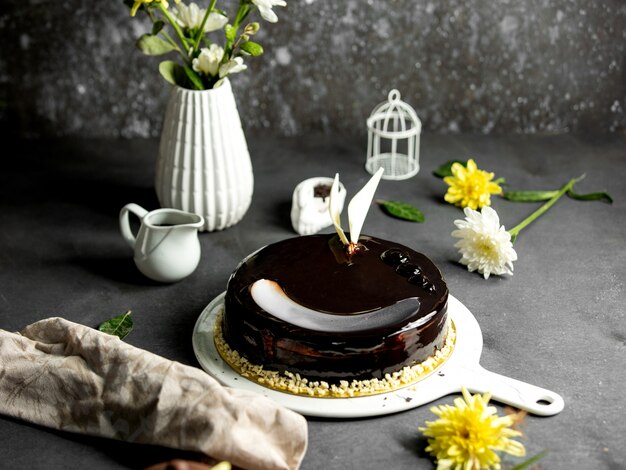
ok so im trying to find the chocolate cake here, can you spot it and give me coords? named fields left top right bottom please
left=218, top=233, right=451, bottom=395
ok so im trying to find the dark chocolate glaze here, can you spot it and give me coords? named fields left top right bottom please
left=223, top=234, right=449, bottom=381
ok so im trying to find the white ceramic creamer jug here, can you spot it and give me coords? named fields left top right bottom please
left=119, top=203, right=204, bottom=283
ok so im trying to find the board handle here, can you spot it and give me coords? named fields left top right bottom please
left=454, top=365, right=564, bottom=416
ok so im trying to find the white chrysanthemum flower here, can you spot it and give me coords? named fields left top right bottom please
left=219, top=57, right=247, bottom=78
left=451, top=206, right=518, bottom=279
left=175, top=2, right=227, bottom=32
left=251, top=0, right=287, bottom=23
left=192, top=44, right=224, bottom=76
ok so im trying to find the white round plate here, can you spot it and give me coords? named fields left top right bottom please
left=192, top=292, right=564, bottom=418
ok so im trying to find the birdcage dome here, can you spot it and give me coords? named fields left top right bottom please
left=365, top=89, right=421, bottom=180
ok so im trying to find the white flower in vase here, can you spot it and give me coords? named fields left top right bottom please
left=219, top=57, right=247, bottom=77
left=175, top=2, right=228, bottom=32
left=214, top=57, right=248, bottom=87
left=192, top=44, right=224, bottom=77
left=251, top=0, right=287, bottom=23
left=128, top=0, right=287, bottom=90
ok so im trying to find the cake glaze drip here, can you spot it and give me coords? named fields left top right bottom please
left=223, top=234, right=449, bottom=381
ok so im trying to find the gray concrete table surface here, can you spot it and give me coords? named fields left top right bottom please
left=0, top=133, right=624, bottom=469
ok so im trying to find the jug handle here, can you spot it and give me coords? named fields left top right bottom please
left=119, top=203, right=148, bottom=249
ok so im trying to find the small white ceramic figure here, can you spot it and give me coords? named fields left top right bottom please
left=290, top=177, right=346, bottom=236
left=119, top=203, right=205, bottom=283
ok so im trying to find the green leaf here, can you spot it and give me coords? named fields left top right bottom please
left=184, top=66, right=205, bottom=90
left=377, top=200, right=425, bottom=222
left=567, top=189, right=613, bottom=203
left=501, top=190, right=559, bottom=202
left=240, top=41, right=264, bottom=56
left=510, top=450, right=548, bottom=470
left=136, top=34, right=177, bottom=55
left=151, top=20, right=165, bottom=35
left=98, top=311, right=133, bottom=340
left=433, top=160, right=466, bottom=178
left=159, top=60, right=185, bottom=86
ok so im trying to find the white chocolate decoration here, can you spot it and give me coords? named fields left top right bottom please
left=291, top=176, right=346, bottom=236
left=250, top=279, right=422, bottom=333
left=329, top=168, right=385, bottom=250
left=347, top=167, right=385, bottom=246
left=329, top=174, right=349, bottom=245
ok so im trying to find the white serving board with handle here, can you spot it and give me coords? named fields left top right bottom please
left=192, top=292, right=564, bottom=418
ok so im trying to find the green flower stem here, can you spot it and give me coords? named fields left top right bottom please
left=225, top=3, right=251, bottom=58
left=508, top=175, right=584, bottom=242
left=192, top=0, right=219, bottom=52
left=157, top=3, right=190, bottom=59
left=231, top=32, right=247, bottom=53
left=146, top=8, right=158, bottom=23
left=160, top=30, right=185, bottom=57
left=234, top=2, right=252, bottom=27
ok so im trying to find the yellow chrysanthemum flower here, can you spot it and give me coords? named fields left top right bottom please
left=130, top=0, right=178, bottom=17
left=419, top=387, right=526, bottom=470
left=444, top=159, right=502, bottom=210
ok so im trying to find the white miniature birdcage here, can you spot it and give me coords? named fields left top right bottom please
left=365, top=89, right=421, bottom=180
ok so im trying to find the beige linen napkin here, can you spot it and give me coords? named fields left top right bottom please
left=0, top=317, right=308, bottom=470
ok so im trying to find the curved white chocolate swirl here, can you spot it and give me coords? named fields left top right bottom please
left=251, top=279, right=433, bottom=333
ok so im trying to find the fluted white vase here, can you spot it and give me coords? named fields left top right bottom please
left=155, top=78, right=254, bottom=232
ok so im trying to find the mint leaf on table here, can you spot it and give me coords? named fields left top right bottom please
left=567, top=189, right=613, bottom=203
left=377, top=200, right=425, bottom=222
left=503, top=189, right=613, bottom=204
left=98, top=311, right=133, bottom=340
left=501, top=190, right=559, bottom=202
left=432, top=160, right=467, bottom=178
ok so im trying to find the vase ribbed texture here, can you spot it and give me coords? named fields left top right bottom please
left=156, top=79, right=254, bottom=232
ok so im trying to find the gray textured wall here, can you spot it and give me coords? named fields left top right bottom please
left=1, top=0, right=624, bottom=138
